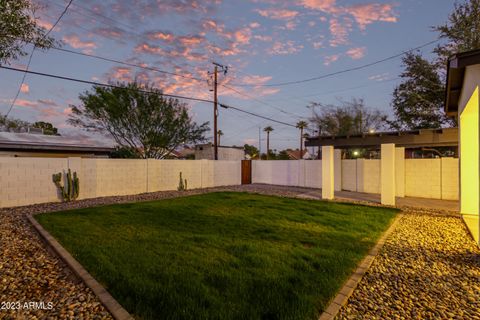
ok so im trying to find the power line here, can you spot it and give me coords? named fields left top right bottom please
left=219, top=103, right=296, bottom=127
left=5, top=0, right=74, bottom=117
left=0, top=65, right=297, bottom=128
left=2, top=34, right=209, bottom=83
left=221, top=83, right=305, bottom=119
left=53, top=46, right=207, bottom=82
left=227, top=39, right=440, bottom=88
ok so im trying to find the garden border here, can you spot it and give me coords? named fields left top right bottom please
left=318, top=213, right=403, bottom=320
left=27, top=213, right=134, bottom=320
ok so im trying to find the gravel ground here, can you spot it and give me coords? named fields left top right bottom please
left=2, top=184, right=479, bottom=320
left=0, top=184, right=311, bottom=320
left=337, top=208, right=480, bottom=320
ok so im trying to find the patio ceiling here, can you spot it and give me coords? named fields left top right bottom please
left=304, top=127, right=458, bottom=149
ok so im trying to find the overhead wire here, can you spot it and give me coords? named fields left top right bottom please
left=5, top=0, right=74, bottom=117
left=0, top=65, right=297, bottom=128
left=226, top=39, right=440, bottom=87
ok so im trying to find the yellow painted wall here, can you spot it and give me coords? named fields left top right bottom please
left=460, top=87, right=479, bottom=215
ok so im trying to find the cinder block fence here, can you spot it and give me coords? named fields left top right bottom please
left=0, top=158, right=241, bottom=208
left=0, top=155, right=458, bottom=208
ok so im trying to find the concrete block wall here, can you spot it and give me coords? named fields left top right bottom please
left=252, top=160, right=322, bottom=188
left=341, top=159, right=380, bottom=193
left=213, top=160, right=242, bottom=187
left=0, top=157, right=68, bottom=207
left=0, top=158, right=242, bottom=208
left=405, top=159, right=442, bottom=199
left=361, top=160, right=381, bottom=194
left=95, top=159, right=148, bottom=197
left=441, top=158, right=459, bottom=200
left=341, top=160, right=357, bottom=192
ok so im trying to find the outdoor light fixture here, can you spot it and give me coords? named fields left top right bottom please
left=353, top=150, right=359, bottom=156
left=369, top=129, right=375, bottom=134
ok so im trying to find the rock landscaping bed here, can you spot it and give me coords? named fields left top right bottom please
left=1, top=184, right=478, bottom=319
left=0, top=185, right=312, bottom=319
left=337, top=208, right=480, bottom=320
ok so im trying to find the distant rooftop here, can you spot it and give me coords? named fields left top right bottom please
left=0, top=131, right=114, bottom=153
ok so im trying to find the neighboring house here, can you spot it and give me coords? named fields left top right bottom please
left=286, top=149, right=311, bottom=160
left=177, top=146, right=195, bottom=159
left=0, top=131, right=114, bottom=158
left=195, top=143, right=245, bottom=160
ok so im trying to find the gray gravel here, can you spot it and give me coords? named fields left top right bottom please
left=2, top=184, right=478, bottom=319
left=337, top=208, right=480, bottom=320
left=0, top=184, right=310, bottom=319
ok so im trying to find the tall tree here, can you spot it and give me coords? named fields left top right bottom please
left=32, top=121, right=59, bottom=135
left=296, top=120, right=308, bottom=158
left=390, top=0, right=480, bottom=129
left=433, top=0, right=480, bottom=66
left=217, top=130, right=223, bottom=146
left=0, top=0, right=56, bottom=64
left=390, top=52, right=452, bottom=130
left=263, top=126, right=273, bottom=160
left=68, top=82, right=210, bottom=159
left=244, top=144, right=259, bottom=159
left=309, top=98, right=387, bottom=136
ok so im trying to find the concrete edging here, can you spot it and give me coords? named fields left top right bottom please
left=27, top=214, right=134, bottom=320
left=318, top=213, right=404, bottom=320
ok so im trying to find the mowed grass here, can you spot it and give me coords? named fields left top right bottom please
left=36, top=192, right=397, bottom=320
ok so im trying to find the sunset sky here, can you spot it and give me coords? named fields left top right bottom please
left=0, top=0, right=455, bottom=151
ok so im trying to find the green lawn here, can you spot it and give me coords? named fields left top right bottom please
left=36, top=192, right=397, bottom=320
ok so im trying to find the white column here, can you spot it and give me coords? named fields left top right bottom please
left=381, top=143, right=396, bottom=206
left=395, top=147, right=405, bottom=197
left=334, top=149, right=342, bottom=191
left=322, top=146, right=334, bottom=200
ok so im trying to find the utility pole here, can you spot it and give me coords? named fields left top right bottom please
left=210, top=62, right=228, bottom=160
left=213, top=65, right=218, bottom=160
left=258, top=127, right=261, bottom=160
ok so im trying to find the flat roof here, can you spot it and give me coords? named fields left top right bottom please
left=445, top=49, right=480, bottom=116
left=0, top=132, right=114, bottom=153
left=305, top=127, right=458, bottom=149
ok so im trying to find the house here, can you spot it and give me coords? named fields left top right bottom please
left=286, top=149, right=311, bottom=160
left=195, top=143, right=245, bottom=160
left=0, top=131, right=114, bottom=158
left=445, top=48, right=480, bottom=246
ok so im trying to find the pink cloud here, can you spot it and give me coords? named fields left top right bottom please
left=37, top=99, right=58, bottom=107
left=20, top=83, right=29, bottom=94
left=329, top=17, right=352, bottom=47
left=300, top=0, right=397, bottom=44
left=15, top=99, right=37, bottom=108
left=146, top=31, right=175, bottom=42
left=324, top=54, right=341, bottom=66
left=255, top=8, right=299, bottom=20
left=254, top=35, right=273, bottom=42
left=234, top=28, right=252, bottom=45
left=268, top=41, right=303, bottom=55
left=346, top=47, right=366, bottom=59
left=62, top=34, right=97, bottom=53
left=302, top=0, right=339, bottom=13
left=346, top=3, right=397, bottom=30
left=36, top=18, right=53, bottom=30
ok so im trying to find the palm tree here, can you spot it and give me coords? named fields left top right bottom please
left=217, top=130, right=223, bottom=146
left=263, top=126, right=274, bottom=160
left=296, top=121, right=308, bottom=159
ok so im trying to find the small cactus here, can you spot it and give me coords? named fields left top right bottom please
left=177, top=172, right=188, bottom=191
left=53, top=169, right=79, bottom=201
left=177, top=172, right=185, bottom=191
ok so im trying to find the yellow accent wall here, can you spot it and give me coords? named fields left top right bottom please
left=460, top=87, right=479, bottom=244
left=460, top=87, right=479, bottom=214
